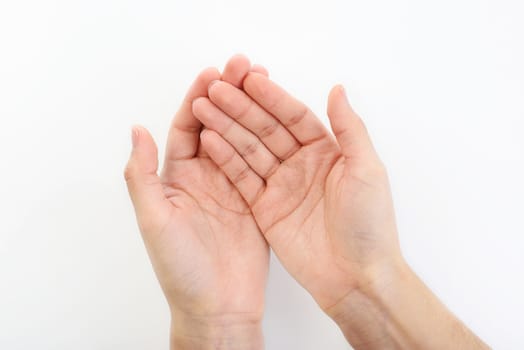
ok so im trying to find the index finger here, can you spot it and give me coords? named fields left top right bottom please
left=243, top=73, right=329, bottom=145
left=164, top=67, right=221, bottom=163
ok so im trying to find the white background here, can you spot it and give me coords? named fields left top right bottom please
left=1, top=0, right=523, bottom=349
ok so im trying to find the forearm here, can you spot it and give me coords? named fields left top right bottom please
left=170, top=311, right=264, bottom=350
left=327, top=259, right=489, bottom=350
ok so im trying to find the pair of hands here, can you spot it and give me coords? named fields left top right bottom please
left=124, top=55, right=403, bottom=348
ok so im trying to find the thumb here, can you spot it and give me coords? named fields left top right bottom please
left=124, top=125, right=171, bottom=234
left=327, top=85, right=376, bottom=158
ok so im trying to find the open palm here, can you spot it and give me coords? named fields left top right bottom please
left=125, top=59, right=270, bottom=322
left=194, top=73, right=402, bottom=310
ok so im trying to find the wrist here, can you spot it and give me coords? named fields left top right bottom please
left=325, top=256, right=489, bottom=349
left=170, top=310, right=264, bottom=350
left=324, top=255, right=411, bottom=349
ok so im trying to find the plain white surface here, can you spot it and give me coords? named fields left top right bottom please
left=1, top=0, right=523, bottom=348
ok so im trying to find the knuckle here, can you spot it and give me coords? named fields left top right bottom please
left=263, top=87, right=285, bottom=111
left=333, top=125, right=350, bottom=139
left=222, top=94, right=236, bottom=112
left=234, top=99, right=254, bottom=121
left=217, top=148, right=237, bottom=167
left=286, top=106, right=309, bottom=127
left=123, top=162, right=136, bottom=183
left=232, top=166, right=251, bottom=185
left=248, top=184, right=265, bottom=207
left=240, top=140, right=260, bottom=157
left=257, top=81, right=272, bottom=102
left=262, top=161, right=280, bottom=179
left=280, top=143, right=301, bottom=160
left=258, top=121, right=279, bottom=139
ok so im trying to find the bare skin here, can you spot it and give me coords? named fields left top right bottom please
left=192, top=73, right=401, bottom=310
left=192, top=71, right=490, bottom=349
left=125, top=53, right=489, bottom=349
left=124, top=55, right=269, bottom=349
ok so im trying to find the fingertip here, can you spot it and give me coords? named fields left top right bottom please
left=125, top=124, right=159, bottom=184
left=131, top=125, right=158, bottom=164
left=181, top=67, right=220, bottom=106
left=250, top=64, right=269, bottom=77
left=207, top=79, right=221, bottom=94
left=200, top=127, right=220, bottom=143
left=199, top=126, right=211, bottom=139
left=227, top=53, right=251, bottom=67
left=199, top=66, right=221, bottom=81
left=328, top=84, right=354, bottom=117
left=131, top=125, right=141, bottom=148
left=191, top=67, right=221, bottom=96
left=199, top=128, right=226, bottom=161
left=166, top=67, right=220, bottom=163
left=328, top=83, right=346, bottom=103
left=131, top=125, right=154, bottom=150
left=333, top=84, right=346, bottom=98
left=124, top=125, right=170, bottom=233
left=190, top=67, right=221, bottom=96
left=126, top=125, right=141, bottom=180
left=245, top=70, right=266, bottom=81
left=191, top=96, right=208, bottom=116
left=207, top=80, right=232, bottom=103
left=222, top=54, right=252, bottom=88
left=243, top=71, right=267, bottom=94
left=326, top=85, right=376, bottom=158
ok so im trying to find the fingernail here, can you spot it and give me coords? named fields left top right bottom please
left=131, top=126, right=139, bottom=148
left=340, top=85, right=346, bottom=97
left=251, top=63, right=268, bottom=75
left=339, top=85, right=350, bottom=105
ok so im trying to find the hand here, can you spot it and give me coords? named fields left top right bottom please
left=192, top=71, right=401, bottom=311
left=124, top=55, right=269, bottom=349
left=192, top=72, right=488, bottom=349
